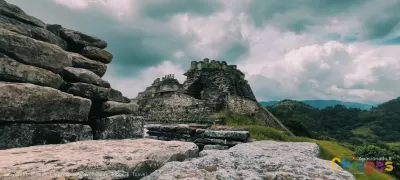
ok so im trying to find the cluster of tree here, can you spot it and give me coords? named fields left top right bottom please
left=267, top=98, right=400, bottom=144
left=267, top=98, right=400, bottom=179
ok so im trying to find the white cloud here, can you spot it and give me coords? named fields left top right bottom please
left=52, top=0, right=135, bottom=18
left=103, top=61, right=186, bottom=98
left=27, top=0, right=400, bottom=103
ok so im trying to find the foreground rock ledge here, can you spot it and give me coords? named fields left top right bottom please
left=0, top=83, right=91, bottom=123
left=143, top=141, right=355, bottom=180
left=0, top=139, right=199, bottom=180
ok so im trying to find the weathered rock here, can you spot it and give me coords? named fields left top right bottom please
left=97, top=101, right=139, bottom=117
left=92, top=114, right=144, bottom=140
left=194, top=138, right=242, bottom=146
left=59, top=67, right=110, bottom=88
left=70, top=52, right=107, bottom=77
left=203, top=130, right=250, bottom=141
left=65, top=82, right=130, bottom=103
left=81, top=46, right=113, bottom=64
left=143, top=141, right=355, bottom=180
left=45, top=24, right=62, bottom=37
left=0, top=83, right=91, bottom=123
left=0, top=15, right=67, bottom=49
left=0, top=139, right=198, bottom=180
left=0, top=28, right=72, bottom=73
left=0, top=0, right=46, bottom=28
left=203, top=145, right=229, bottom=150
left=0, top=57, right=64, bottom=89
left=60, top=28, right=107, bottom=52
left=0, top=124, right=92, bottom=150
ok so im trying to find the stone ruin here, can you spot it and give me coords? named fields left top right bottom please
left=0, top=0, right=142, bottom=150
left=136, top=58, right=293, bottom=141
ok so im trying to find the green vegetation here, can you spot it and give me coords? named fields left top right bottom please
left=213, top=110, right=397, bottom=180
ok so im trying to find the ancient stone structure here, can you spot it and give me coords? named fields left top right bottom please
left=136, top=58, right=293, bottom=135
left=145, top=124, right=250, bottom=150
left=0, top=0, right=143, bottom=149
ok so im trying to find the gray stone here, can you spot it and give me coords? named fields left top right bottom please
left=0, top=28, right=72, bottom=73
left=143, top=141, right=355, bottom=180
left=194, top=138, right=242, bottom=146
left=0, top=83, right=91, bottom=123
left=59, top=67, right=110, bottom=88
left=0, top=139, right=198, bottom=180
left=0, top=57, right=65, bottom=89
left=0, top=15, right=67, bottom=49
left=65, top=82, right=130, bottom=103
left=70, top=52, right=107, bottom=77
left=60, top=28, right=107, bottom=52
left=203, top=130, right=250, bottom=141
left=92, top=114, right=144, bottom=140
left=0, top=0, right=46, bottom=28
left=202, top=145, right=229, bottom=150
left=99, top=101, right=139, bottom=117
left=0, top=123, right=92, bottom=150
left=81, top=46, right=113, bottom=64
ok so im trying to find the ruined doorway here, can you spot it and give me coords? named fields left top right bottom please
left=186, top=79, right=203, bottom=99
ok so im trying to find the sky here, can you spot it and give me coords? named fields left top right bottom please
left=8, top=0, right=400, bottom=104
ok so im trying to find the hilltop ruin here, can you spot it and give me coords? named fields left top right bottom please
left=135, top=58, right=293, bottom=135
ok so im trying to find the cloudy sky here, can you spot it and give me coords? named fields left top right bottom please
left=9, top=0, right=400, bottom=104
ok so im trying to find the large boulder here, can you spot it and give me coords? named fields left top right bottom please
left=143, top=141, right=355, bottom=180
left=0, top=57, right=64, bottom=89
left=0, top=139, right=198, bottom=180
left=92, top=114, right=144, bottom=140
left=0, top=0, right=46, bottom=28
left=0, top=15, right=67, bottom=49
left=70, top=52, right=107, bottom=77
left=81, top=46, right=113, bottom=64
left=0, top=124, right=92, bottom=150
left=59, top=67, right=110, bottom=88
left=0, top=83, right=91, bottom=123
left=91, top=101, right=139, bottom=118
left=65, top=82, right=130, bottom=103
left=0, top=28, right=72, bottom=73
left=59, top=28, right=107, bottom=52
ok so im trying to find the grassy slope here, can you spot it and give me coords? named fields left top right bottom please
left=212, top=111, right=395, bottom=180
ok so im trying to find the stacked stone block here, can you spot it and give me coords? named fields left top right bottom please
left=145, top=124, right=250, bottom=150
left=0, top=0, right=142, bottom=149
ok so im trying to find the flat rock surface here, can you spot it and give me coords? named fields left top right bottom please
left=0, top=123, right=92, bottom=150
left=70, top=52, right=107, bottom=77
left=65, top=82, right=130, bottom=103
left=0, top=139, right=199, bottom=180
left=92, top=114, right=144, bottom=140
left=0, top=0, right=46, bottom=28
left=0, top=57, right=64, bottom=89
left=0, top=28, right=72, bottom=73
left=0, top=15, right=66, bottom=49
left=60, top=28, right=107, bottom=52
left=81, top=46, right=113, bottom=64
left=143, top=141, right=355, bottom=180
left=0, top=83, right=91, bottom=123
left=59, top=67, right=110, bottom=88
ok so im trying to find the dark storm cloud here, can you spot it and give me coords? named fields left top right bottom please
left=9, top=0, right=198, bottom=78
left=359, top=2, right=400, bottom=40
left=246, top=0, right=366, bottom=33
left=217, top=42, right=249, bottom=62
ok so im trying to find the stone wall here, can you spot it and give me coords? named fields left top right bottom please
left=145, top=124, right=250, bottom=150
left=0, top=0, right=143, bottom=150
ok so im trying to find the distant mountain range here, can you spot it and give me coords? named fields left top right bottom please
left=259, top=100, right=375, bottom=110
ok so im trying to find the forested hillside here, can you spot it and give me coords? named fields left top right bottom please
left=266, top=98, right=400, bottom=179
